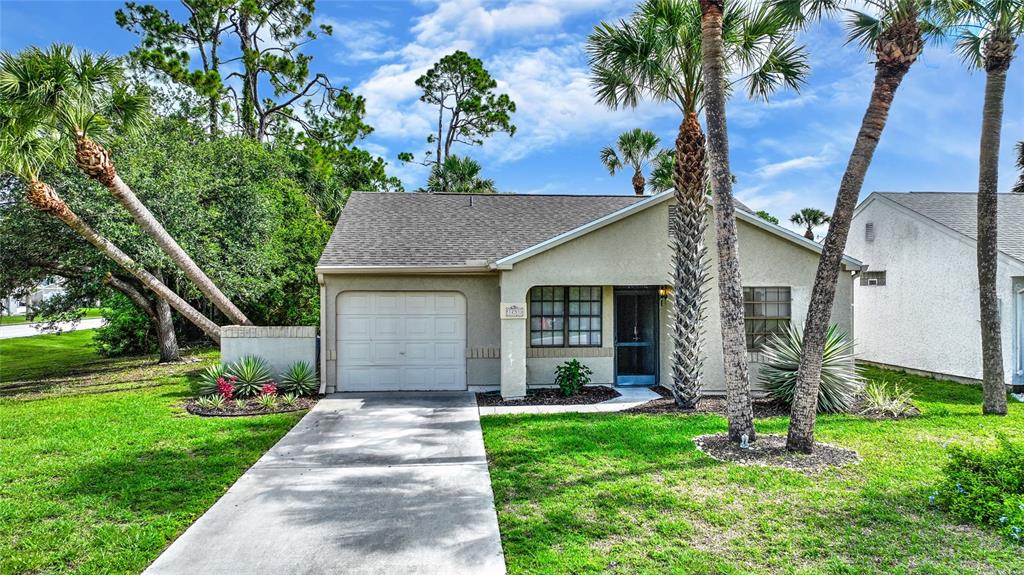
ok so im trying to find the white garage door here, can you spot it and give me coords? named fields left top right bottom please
left=338, top=291, right=467, bottom=391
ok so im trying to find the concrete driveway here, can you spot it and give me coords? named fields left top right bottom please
left=0, top=317, right=104, bottom=339
left=145, top=392, right=506, bottom=575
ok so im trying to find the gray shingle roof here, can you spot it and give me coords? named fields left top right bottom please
left=318, top=192, right=646, bottom=267
left=877, top=192, right=1024, bottom=263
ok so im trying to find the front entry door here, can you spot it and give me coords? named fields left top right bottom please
left=615, top=287, right=658, bottom=385
left=1016, top=288, right=1023, bottom=384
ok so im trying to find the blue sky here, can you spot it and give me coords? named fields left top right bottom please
left=2, top=0, right=1022, bottom=233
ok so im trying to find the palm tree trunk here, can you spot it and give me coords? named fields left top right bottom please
left=786, top=67, right=911, bottom=453
left=669, top=113, right=710, bottom=409
left=632, top=170, right=646, bottom=196
left=106, top=273, right=181, bottom=362
left=74, top=134, right=252, bottom=326
left=804, top=227, right=814, bottom=240
left=27, top=179, right=221, bottom=343
left=977, top=64, right=1008, bottom=416
left=700, top=0, right=755, bottom=443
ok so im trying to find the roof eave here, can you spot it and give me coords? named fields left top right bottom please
left=316, top=264, right=495, bottom=275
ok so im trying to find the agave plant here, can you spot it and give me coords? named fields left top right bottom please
left=196, top=394, right=225, bottom=410
left=257, top=393, right=278, bottom=410
left=279, top=361, right=317, bottom=396
left=759, top=323, right=863, bottom=414
left=861, top=380, right=916, bottom=417
left=227, top=355, right=273, bottom=398
left=195, top=363, right=228, bottom=397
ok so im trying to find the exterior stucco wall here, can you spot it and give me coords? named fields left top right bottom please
left=319, top=274, right=501, bottom=393
left=499, top=199, right=854, bottom=395
left=848, top=198, right=1024, bottom=386
left=221, top=326, right=317, bottom=380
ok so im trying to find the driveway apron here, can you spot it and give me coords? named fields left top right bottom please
left=144, top=392, right=506, bottom=575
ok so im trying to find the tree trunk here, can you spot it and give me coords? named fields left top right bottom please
left=786, top=69, right=910, bottom=453
left=669, top=112, right=710, bottom=409
left=700, top=0, right=755, bottom=443
left=105, top=273, right=181, bottom=362
left=977, top=65, right=1008, bottom=416
left=26, top=179, right=221, bottom=343
left=237, top=11, right=258, bottom=140
left=632, top=169, right=646, bottom=196
left=804, top=227, right=814, bottom=240
left=74, top=134, right=252, bottom=326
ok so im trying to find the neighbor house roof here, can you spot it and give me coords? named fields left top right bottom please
left=319, top=191, right=862, bottom=272
left=871, top=192, right=1024, bottom=264
left=318, top=192, right=644, bottom=269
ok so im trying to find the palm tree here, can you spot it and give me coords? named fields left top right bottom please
left=774, top=0, right=939, bottom=453
left=424, top=155, right=497, bottom=194
left=589, top=0, right=807, bottom=419
left=790, top=207, right=831, bottom=240
left=941, top=0, right=1023, bottom=415
left=1014, top=141, right=1024, bottom=194
left=600, top=128, right=663, bottom=195
left=648, top=150, right=677, bottom=193
left=0, top=113, right=222, bottom=343
left=0, top=45, right=252, bottom=327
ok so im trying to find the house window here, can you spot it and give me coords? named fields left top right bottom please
left=860, top=271, right=886, bottom=286
left=743, top=287, right=791, bottom=351
left=530, top=286, right=602, bottom=347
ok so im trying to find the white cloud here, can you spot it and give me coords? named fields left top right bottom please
left=319, top=17, right=401, bottom=62
left=755, top=148, right=835, bottom=178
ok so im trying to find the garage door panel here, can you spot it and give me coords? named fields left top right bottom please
left=337, top=291, right=467, bottom=392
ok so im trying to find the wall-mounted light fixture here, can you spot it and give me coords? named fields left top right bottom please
left=658, top=285, right=671, bottom=301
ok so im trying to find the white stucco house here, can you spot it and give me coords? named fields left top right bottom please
left=316, top=191, right=862, bottom=399
left=848, top=192, right=1024, bottom=389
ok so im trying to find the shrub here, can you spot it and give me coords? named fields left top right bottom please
left=228, top=355, right=273, bottom=397
left=217, top=376, right=236, bottom=400
left=196, top=394, right=225, bottom=410
left=257, top=393, right=278, bottom=410
left=758, top=323, right=863, bottom=414
left=261, top=383, right=278, bottom=396
left=233, top=398, right=247, bottom=410
left=554, top=359, right=593, bottom=397
left=937, top=436, right=1024, bottom=544
left=195, top=364, right=228, bottom=396
left=861, top=380, right=916, bottom=417
left=279, top=361, right=317, bottom=396
left=280, top=393, right=299, bottom=408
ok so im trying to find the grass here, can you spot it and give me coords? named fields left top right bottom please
left=0, top=330, right=305, bottom=575
left=481, top=366, right=1024, bottom=575
left=0, top=307, right=104, bottom=326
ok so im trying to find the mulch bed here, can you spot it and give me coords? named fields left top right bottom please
left=694, top=433, right=860, bottom=471
left=476, top=385, right=619, bottom=407
left=184, top=396, right=317, bottom=417
left=623, top=386, right=790, bottom=418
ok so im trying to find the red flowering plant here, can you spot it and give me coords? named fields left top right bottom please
left=217, top=376, right=236, bottom=399
left=261, top=382, right=278, bottom=396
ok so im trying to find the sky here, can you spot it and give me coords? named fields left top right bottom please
left=1, top=0, right=1022, bottom=235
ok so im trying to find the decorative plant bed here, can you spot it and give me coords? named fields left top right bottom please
left=184, top=396, right=317, bottom=417
left=694, top=433, right=860, bottom=471
left=854, top=404, right=921, bottom=420
left=624, top=386, right=790, bottom=418
left=476, top=385, right=619, bottom=407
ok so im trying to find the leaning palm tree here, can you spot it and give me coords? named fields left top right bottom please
left=424, top=154, right=497, bottom=194
left=1014, top=141, right=1024, bottom=194
left=589, top=0, right=808, bottom=421
left=940, top=0, right=1022, bottom=415
left=0, top=114, right=221, bottom=343
left=600, top=128, right=663, bottom=195
left=773, top=0, right=941, bottom=453
left=0, top=45, right=251, bottom=327
left=790, top=207, right=831, bottom=240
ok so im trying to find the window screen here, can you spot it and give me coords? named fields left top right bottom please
left=743, top=287, right=792, bottom=351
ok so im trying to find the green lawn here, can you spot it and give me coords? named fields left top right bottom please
left=481, top=367, right=1024, bottom=575
left=0, top=330, right=305, bottom=575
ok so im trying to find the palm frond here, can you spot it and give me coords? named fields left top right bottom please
left=845, top=9, right=885, bottom=48
left=600, top=146, right=623, bottom=174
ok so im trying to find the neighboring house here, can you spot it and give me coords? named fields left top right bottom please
left=848, top=192, right=1024, bottom=388
left=316, top=191, right=862, bottom=398
left=1, top=277, right=65, bottom=317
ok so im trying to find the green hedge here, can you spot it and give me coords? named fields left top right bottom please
left=936, top=435, right=1024, bottom=544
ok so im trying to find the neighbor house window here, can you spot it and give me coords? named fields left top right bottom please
left=743, top=287, right=791, bottom=351
left=530, top=286, right=602, bottom=347
left=860, top=270, right=886, bottom=286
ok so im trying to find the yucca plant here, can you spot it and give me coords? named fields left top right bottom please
left=195, top=363, right=228, bottom=397
left=279, top=361, right=317, bottom=396
left=196, top=394, right=225, bottom=410
left=280, top=393, right=299, bottom=408
left=257, top=393, right=278, bottom=410
left=233, top=398, right=247, bottom=410
left=759, top=323, right=863, bottom=414
left=861, top=380, right=916, bottom=417
left=228, top=355, right=272, bottom=398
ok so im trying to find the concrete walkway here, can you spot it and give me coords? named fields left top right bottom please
left=0, top=317, right=104, bottom=339
left=145, top=392, right=506, bottom=575
left=477, top=386, right=660, bottom=416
